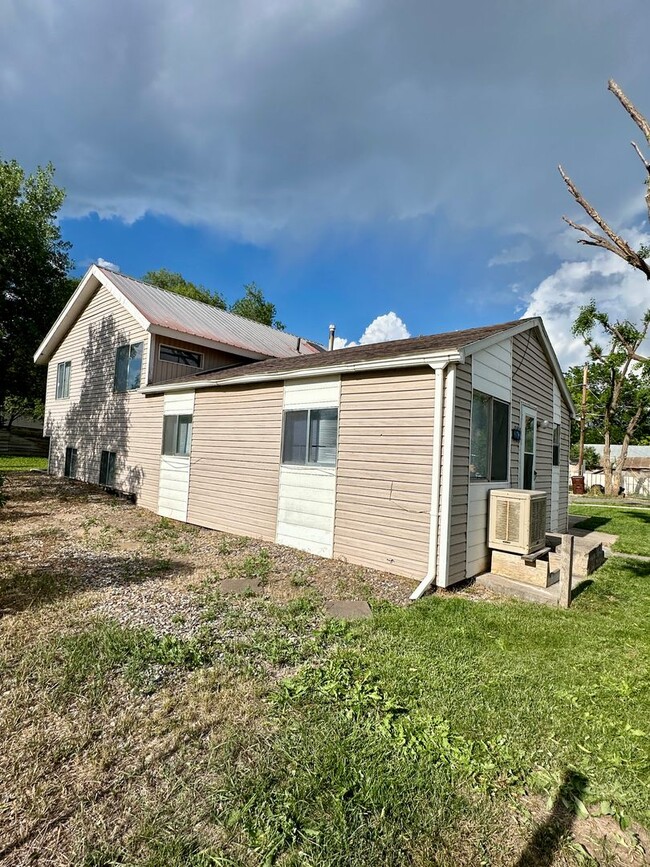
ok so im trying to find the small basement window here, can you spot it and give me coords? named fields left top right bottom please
left=159, top=344, right=203, bottom=368
left=470, top=391, right=509, bottom=482
left=56, top=360, right=71, bottom=399
left=553, top=423, right=561, bottom=466
left=114, top=342, right=144, bottom=392
left=282, top=408, right=338, bottom=467
left=162, top=414, right=193, bottom=456
left=99, top=450, right=117, bottom=487
left=64, top=447, right=77, bottom=478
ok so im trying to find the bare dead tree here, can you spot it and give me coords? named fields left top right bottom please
left=560, top=80, right=650, bottom=496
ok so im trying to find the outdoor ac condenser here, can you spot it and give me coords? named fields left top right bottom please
left=488, top=489, right=547, bottom=556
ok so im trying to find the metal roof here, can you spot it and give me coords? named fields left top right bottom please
left=99, top=267, right=322, bottom=358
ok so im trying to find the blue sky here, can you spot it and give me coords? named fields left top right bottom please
left=3, top=0, right=650, bottom=364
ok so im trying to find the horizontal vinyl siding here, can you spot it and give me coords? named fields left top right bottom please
left=447, top=360, right=472, bottom=585
left=44, top=285, right=159, bottom=501
left=283, top=376, right=340, bottom=409
left=150, top=335, right=243, bottom=384
left=158, top=456, right=191, bottom=520
left=472, top=339, right=512, bottom=403
left=333, top=367, right=435, bottom=580
left=187, top=383, right=283, bottom=540
left=511, top=331, right=554, bottom=530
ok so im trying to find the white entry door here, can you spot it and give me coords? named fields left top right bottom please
left=520, top=407, right=537, bottom=490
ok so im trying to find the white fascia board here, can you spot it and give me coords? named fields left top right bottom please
left=141, top=350, right=463, bottom=395
left=463, top=317, right=577, bottom=418
left=33, top=264, right=152, bottom=364
left=148, top=325, right=268, bottom=360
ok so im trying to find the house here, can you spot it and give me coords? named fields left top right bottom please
left=35, top=265, right=575, bottom=593
left=571, top=444, right=650, bottom=497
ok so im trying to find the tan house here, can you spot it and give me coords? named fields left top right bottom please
left=35, top=265, right=574, bottom=594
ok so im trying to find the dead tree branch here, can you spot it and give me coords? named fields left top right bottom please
left=558, top=165, right=650, bottom=279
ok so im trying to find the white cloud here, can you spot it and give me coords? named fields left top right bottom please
left=96, top=257, right=120, bottom=271
left=334, top=311, right=410, bottom=348
left=521, top=231, right=650, bottom=369
left=488, top=240, right=533, bottom=267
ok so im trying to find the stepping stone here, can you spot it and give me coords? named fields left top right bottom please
left=325, top=600, right=372, bottom=620
left=217, top=578, right=261, bottom=595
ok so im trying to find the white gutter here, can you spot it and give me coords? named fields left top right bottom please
left=142, top=350, right=464, bottom=395
left=410, top=364, right=446, bottom=600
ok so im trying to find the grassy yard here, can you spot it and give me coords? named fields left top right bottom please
left=0, top=455, right=48, bottom=471
left=1, top=475, right=649, bottom=866
left=569, top=504, right=650, bottom=557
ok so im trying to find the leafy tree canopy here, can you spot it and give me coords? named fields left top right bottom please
left=142, top=268, right=227, bottom=310
left=0, top=158, right=73, bottom=425
left=229, top=282, right=285, bottom=331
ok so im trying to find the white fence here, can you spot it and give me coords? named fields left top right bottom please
left=583, top=470, right=650, bottom=498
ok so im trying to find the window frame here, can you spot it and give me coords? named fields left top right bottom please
left=113, top=341, right=144, bottom=393
left=552, top=423, right=561, bottom=467
left=470, top=390, right=510, bottom=483
left=159, top=344, right=203, bottom=369
left=281, top=407, right=338, bottom=468
left=55, top=360, right=71, bottom=400
left=99, top=450, right=117, bottom=487
left=162, top=414, right=193, bottom=457
left=64, top=446, right=77, bottom=479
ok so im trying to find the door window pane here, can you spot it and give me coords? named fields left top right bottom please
left=523, top=453, right=534, bottom=490
left=524, top=415, right=535, bottom=452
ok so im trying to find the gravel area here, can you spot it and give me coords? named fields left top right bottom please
left=1, top=472, right=415, bottom=635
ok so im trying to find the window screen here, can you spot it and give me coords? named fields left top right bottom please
left=470, top=391, right=509, bottom=482
left=159, top=345, right=202, bottom=367
left=114, top=342, right=143, bottom=392
left=64, top=447, right=77, bottom=479
left=282, top=408, right=338, bottom=467
left=162, top=415, right=193, bottom=456
left=99, top=450, right=116, bottom=486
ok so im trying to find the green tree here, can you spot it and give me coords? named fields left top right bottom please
left=0, top=158, right=73, bottom=427
left=571, top=302, right=650, bottom=495
left=569, top=443, right=600, bottom=470
left=230, top=282, right=285, bottom=330
left=142, top=268, right=227, bottom=309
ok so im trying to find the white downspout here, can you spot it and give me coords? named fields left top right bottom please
left=410, top=363, right=448, bottom=600
left=436, top=363, right=456, bottom=588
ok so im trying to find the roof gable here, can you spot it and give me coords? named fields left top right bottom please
left=34, top=265, right=322, bottom=365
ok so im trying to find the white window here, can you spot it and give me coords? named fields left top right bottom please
left=159, top=345, right=203, bottom=368
left=56, top=361, right=71, bottom=399
left=162, top=415, right=193, bottom=456
left=470, top=391, right=509, bottom=482
left=99, top=450, right=116, bottom=487
left=282, top=408, right=338, bottom=467
left=114, top=342, right=143, bottom=392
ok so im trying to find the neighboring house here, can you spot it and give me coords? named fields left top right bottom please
left=571, top=444, right=650, bottom=497
left=35, top=265, right=574, bottom=591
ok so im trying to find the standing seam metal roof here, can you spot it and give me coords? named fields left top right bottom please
left=99, top=267, right=322, bottom=358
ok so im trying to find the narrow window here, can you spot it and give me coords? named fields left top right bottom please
left=553, top=423, right=561, bottom=466
left=282, top=408, right=338, bottom=467
left=99, top=450, right=116, bottom=486
left=470, top=391, right=509, bottom=482
left=162, top=415, right=193, bottom=456
left=64, top=447, right=77, bottom=478
left=159, top=345, right=203, bottom=368
left=114, top=342, right=144, bottom=392
left=56, top=361, right=71, bottom=399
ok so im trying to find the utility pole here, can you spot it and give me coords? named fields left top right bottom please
left=577, top=362, right=588, bottom=476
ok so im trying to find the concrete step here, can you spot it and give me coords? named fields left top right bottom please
left=548, top=542, right=605, bottom=578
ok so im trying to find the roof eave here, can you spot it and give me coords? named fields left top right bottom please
left=141, top=349, right=464, bottom=395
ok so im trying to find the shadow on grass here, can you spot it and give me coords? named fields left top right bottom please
left=515, top=771, right=588, bottom=867
left=0, top=552, right=192, bottom=616
left=570, top=579, right=593, bottom=603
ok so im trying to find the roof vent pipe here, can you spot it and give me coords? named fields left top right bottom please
left=328, top=324, right=336, bottom=351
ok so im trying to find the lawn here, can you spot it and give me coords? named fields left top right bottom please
left=569, top=504, right=650, bottom=557
left=0, top=455, right=48, bottom=471
left=1, top=474, right=649, bottom=866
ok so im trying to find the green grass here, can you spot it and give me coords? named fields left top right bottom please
left=0, top=455, right=48, bottom=471
left=570, top=503, right=650, bottom=556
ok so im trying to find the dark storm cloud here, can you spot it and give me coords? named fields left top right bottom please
left=1, top=0, right=648, bottom=241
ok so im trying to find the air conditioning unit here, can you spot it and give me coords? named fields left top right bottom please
left=488, top=489, right=547, bottom=555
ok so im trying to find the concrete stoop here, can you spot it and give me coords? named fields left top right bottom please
left=476, top=572, right=589, bottom=606
left=547, top=534, right=606, bottom=578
